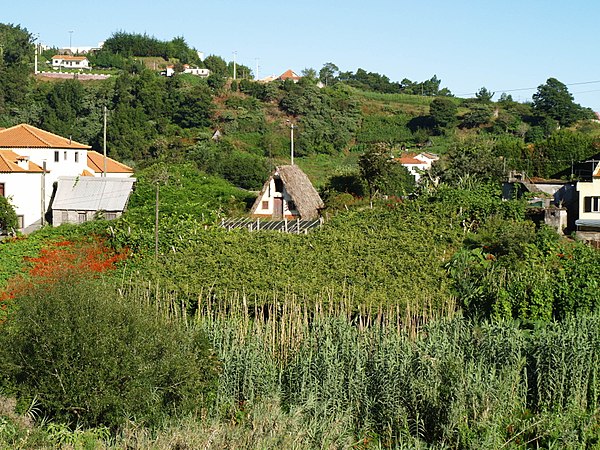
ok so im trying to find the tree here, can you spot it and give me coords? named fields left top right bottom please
left=475, top=86, right=494, bottom=102
left=0, top=23, right=33, bottom=109
left=319, top=62, right=339, bottom=86
left=359, top=144, right=414, bottom=201
left=0, top=196, right=17, bottom=233
left=301, top=67, right=317, bottom=81
left=429, top=97, right=458, bottom=133
left=532, top=77, right=588, bottom=127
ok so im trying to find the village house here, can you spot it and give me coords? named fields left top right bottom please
left=575, top=161, right=600, bottom=241
left=0, top=124, right=133, bottom=233
left=51, top=55, right=91, bottom=70
left=250, top=165, right=324, bottom=220
left=396, top=151, right=439, bottom=182
left=277, top=70, right=301, bottom=83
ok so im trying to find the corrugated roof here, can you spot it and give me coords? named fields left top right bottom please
left=0, top=150, right=45, bottom=173
left=87, top=151, right=133, bottom=174
left=52, top=176, right=136, bottom=211
left=0, top=124, right=90, bottom=149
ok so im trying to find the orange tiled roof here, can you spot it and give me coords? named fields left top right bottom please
left=0, top=124, right=91, bottom=149
left=87, top=151, right=133, bottom=174
left=52, top=55, right=88, bottom=61
left=397, top=155, right=426, bottom=165
left=0, top=150, right=45, bottom=173
left=279, top=69, right=301, bottom=81
left=81, top=169, right=94, bottom=177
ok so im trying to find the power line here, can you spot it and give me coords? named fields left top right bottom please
left=457, top=79, right=600, bottom=97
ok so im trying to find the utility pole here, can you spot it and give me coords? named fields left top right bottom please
left=68, top=30, right=74, bottom=50
left=287, top=120, right=296, bottom=165
left=103, top=106, right=107, bottom=177
left=255, top=58, right=259, bottom=80
left=233, top=51, right=237, bottom=80
left=41, top=161, right=46, bottom=226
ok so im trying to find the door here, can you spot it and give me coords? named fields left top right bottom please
left=274, top=197, right=283, bottom=219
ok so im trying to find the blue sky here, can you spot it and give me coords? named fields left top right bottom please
left=6, top=0, right=600, bottom=110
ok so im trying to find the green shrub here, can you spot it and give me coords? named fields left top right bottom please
left=0, top=277, right=219, bottom=429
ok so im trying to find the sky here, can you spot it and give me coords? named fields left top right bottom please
left=5, top=0, right=600, bottom=110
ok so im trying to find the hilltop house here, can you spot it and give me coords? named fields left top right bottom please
left=51, top=55, right=91, bottom=70
left=250, top=165, right=324, bottom=220
left=0, top=124, right=133, bottom=233
left=278, top=70, right=301, bottom=83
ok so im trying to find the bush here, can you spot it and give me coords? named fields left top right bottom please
left=0, top=277, right=219, bottom=429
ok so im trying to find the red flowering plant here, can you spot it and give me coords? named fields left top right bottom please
left=0, top=238, right=128, bottom=322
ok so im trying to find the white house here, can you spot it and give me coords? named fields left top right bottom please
left=250, top=165, right=324, bottom=220
left=396, top=152, right=439, bottom=182
left=575, top=162, right=600, bottom=240
left=0, top=124, right=133, bottom=233
left=51, top=55, right=91, bottom=70
left=0, top=150, right=46, bottom=233
left=161, top=65, right=210, bottom=77
left=183, top=66, right=210, bottom=77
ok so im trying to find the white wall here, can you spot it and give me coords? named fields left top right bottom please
left=0, top=172, right=44, bottom=233
left=577, top=178, right=600, bottom=221
left=16, top=148, right=90, bottom=207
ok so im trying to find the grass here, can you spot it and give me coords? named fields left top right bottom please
left=294, top=152, right=361, bottom=188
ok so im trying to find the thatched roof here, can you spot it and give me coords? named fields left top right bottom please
left=250, top=165, right=324, bottom=220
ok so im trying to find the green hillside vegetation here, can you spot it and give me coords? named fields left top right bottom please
left=3, top=22, right=600, bottom=448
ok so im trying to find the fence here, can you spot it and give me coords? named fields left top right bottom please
left=220, top=217, right=323, bottom=234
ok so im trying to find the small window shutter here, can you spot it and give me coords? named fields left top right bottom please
left=585, top=196, right=592, bottom=213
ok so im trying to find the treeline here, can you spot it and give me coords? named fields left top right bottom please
left=102, top=31, right=202, bottom=64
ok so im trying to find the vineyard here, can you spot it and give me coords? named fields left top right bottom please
left=2, top=169, right=600, bottom=447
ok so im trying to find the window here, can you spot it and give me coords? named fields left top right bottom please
left=0, top=183, right=4, bottom=197
left=75, top=152, right=79, bottom=163
left=584, top=196, right=600, bottom=213
left=64, top=151, right=67, bottom=161
left=288, top=201, right=296, bottom=211
left=54, top=151, right=59, bottom=162
left=274, top=178, right=284, bottom=193
left=105, top=212, right=117, bottom=220
left=62, top=211, right=69, bottom=222
left=78, top=212, right=87, bottom=223
left=262, top=201, right=269, bottom=210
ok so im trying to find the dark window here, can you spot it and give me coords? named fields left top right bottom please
left=288, top=200, right=296, bottom=211
left=262, top=200, right=269, bottom=209
left=63, top=151, right=67, bottom=161
left=54, top=151, right=59, bottom=162
left=75, top=152, right=79, bottom=163
left=78, top=212, right=87, bottom=223
left=274, top=178, right=284, bottom=193
left=105, top=212, right=117, bottom=220
left=584, top=196, right=600, bottom=213
left=0, top=183, right=4, bottom=197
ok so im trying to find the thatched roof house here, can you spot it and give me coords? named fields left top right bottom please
left=250, top=165, right=324, bottom=220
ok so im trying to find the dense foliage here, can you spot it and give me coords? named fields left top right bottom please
left=0, top=277, right=219, bottom=429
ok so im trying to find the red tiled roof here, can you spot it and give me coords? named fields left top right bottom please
left=396, top=156, right=425, bottom=165
left=0, top=150, right=45, bottom=173
left=87, top=151, right=133, bottom=174
left=52, top=55, right=88, bottom=61
left=278, top=69, right=301, bottom=81
left=0, top=124, right=91, bottom=149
